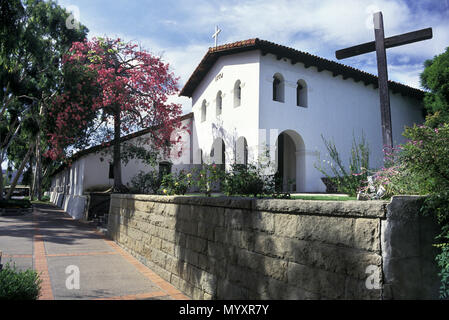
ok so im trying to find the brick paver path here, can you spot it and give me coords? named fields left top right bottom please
left=0, top=203, right=189, bottom=300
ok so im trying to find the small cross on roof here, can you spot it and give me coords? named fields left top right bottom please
left=212, top=26, right=221, bottom=48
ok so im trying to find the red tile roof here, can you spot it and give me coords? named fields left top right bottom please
left=180, top=38, right=425, bottom=100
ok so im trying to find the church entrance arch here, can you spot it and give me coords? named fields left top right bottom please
left=276, top=130, right=305, bottom=192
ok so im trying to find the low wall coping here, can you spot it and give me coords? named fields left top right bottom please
left=111, top=194, right=391, bottom=218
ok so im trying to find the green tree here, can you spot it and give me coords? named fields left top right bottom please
left=420, top=47, right=449, bottom=126
left=0, top=0, right=88, bottom=199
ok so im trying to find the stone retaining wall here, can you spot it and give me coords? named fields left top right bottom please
left=107, top=195, right=441, bottom=300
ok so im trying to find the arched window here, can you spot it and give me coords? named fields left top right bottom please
left=201, top=100, right=207, bottom=122
left=273, top=73, right=284, bottom=102
left=234, top=80, right=241, bottom=107
left=297, top=80, right=308, bottom=107
left=216, top=91, right=223, bottom=116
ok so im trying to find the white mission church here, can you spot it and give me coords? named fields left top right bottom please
left=49, top=38, right=425, bottom=219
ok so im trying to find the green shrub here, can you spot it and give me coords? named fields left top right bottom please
left=221, top=161, right=292, bottom=198
left=401, top=124, right=449, bottom=194
left=435, top=242, right=449, bottom=299
left=383, top=123, right=449, bottom=299
left=222, top=164, right=265, bottom=197
left=191, top=164, right=223, bottom=197
left=0, top=263, right=42, bottom=300
left=128, top=171, right=162, bottom=194
left=420, top=191, right=449, bottom=299
left=160, top=170, right=192, bottom=196
left=315, top=133, right=370, bottom=196
left=360, top=145, right=427, bottom=199
left=0, top=200, right=32, bottom=209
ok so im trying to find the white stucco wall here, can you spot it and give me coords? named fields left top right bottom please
left=258, top=52, right=424, bottom=192
left=191, top=51, right=261, bottom=167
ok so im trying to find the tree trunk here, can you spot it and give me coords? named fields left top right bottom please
left=34, top=104, right=44, bottom=201
left=29, top=157, right=35, bottom=201
left=113, top=106, right=124, bottom=192
left=6, top=143, right=35, bottom=200
left=32, top=135, right=42, bottom=200
left=0, top=159, right=3, bottom=201
left=0, top=122, right=22, bottom=201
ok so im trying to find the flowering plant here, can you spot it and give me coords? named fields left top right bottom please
left=159, top=170, right=192, bottom=196
left=192, top=164, right=224, bottom=197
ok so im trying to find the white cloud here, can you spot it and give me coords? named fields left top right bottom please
left=56, top=0, right=449, bottom=98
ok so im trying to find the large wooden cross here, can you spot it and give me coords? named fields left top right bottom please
left=336, top=12, right=432, bottom=151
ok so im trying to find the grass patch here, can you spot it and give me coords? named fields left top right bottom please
left=0, top=199, right=32, bottom=209
left=291, top=195, right=357, bottom=201
left=173, top=193, right=357, bottom=201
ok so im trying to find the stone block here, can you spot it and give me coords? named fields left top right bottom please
left=217, top=279, right=249, bottom=300
left=192, top=287, right=205, bottom=300
left=264, top=256, right=288, bottom=282
left=161, top=240, right=175, bottom=255
left=225, top=209, right=248, bottom=230
left=296, top=215, right=355, bottom=247
left=354, top=218, right=380, bottom=252
left=186, top=235, right=208, bottom=254
left=254, top=233, right=292, bottom=259
left=249, top=211, right=275, bottom=233
left=197, top=222, right=215, bottom=241
left=274, top=214, right=300, bottom=238
left=176, top=220, right=198, bottom=236
left=344, top=276, right=382, bottom=300
left=284, top=285, right=320, bottom=300
left=254, top=199, right=387, bottom=218
left=287, top=262, right=346, bottom=299
left=149, top=236, right=162, bottom=250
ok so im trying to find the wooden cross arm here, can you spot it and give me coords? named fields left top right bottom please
left=336, top=27, right=433, bottom=60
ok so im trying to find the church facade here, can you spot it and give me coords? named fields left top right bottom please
left=182, top=39, right=424, bottom=192
left=50, top=38, right=425, bottom=219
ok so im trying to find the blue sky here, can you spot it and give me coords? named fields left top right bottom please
left=58, top=0, right=449, bottom=114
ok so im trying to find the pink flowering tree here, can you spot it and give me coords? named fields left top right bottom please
left=45, top=37, right=183, bottom=191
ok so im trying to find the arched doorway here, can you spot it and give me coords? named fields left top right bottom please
left=235, top=137, right=248, bottom=166
left=276, top=130, right=306, bottom=192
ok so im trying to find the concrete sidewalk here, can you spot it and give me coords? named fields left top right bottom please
left=0, top=203, right=189, bottom=300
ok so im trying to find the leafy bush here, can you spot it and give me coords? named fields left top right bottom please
left=421, top=192, right=449, bottom=299
left=0, top=263, right=42, bottom=300
left=221, top=159, right=292, bottom=198
left=222, top=164, right=266, bottom=197
left=0, top=200, right=32, bottom=209
left=315, top=133, right=370, bottom=196
left=160, top=170, right=192, bottom=196
left=128, top=171, right=162, bottom=194
left=378, top=124, right=449, bottom=298
left=435, top=242, right=449, bottom=299
left=401, top=124, right=449, bottom=193
left=191, top=164, right=224, bottom=197
left=359, top=146, right=427, bottom=199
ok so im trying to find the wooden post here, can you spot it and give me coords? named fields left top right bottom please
left=335, top=12, right=432, bottom=159
left=374, top=12, right=393, bottom=151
